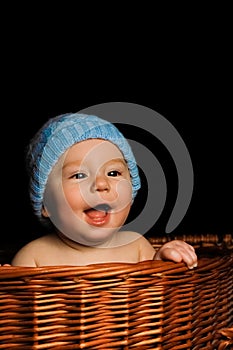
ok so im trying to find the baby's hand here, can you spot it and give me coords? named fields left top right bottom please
left=154, top=240, right=197, bottom=269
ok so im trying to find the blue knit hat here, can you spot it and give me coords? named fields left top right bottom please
left=27, top=113, right=141, bottom=219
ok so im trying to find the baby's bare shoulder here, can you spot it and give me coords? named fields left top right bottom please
left=117, top=231, right=155, bottom=261
left=19, top=234, right=58, bottom=250
left=11, top=234, right=58, bottom=266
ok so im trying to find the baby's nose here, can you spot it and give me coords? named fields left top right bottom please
left=93, top=175, right=110, bottom=192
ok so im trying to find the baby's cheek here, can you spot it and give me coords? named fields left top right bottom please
left=115, top=179, right=132, bottom=210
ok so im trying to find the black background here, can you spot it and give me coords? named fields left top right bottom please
left=1, top=6, right=232, bottom=261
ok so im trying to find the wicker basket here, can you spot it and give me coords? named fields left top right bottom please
left=0, top=233, right=232, bottom=349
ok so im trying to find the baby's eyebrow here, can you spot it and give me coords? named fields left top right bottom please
left=62, top=158, right=127, bottom=170
left=62, top=160, right=82, bottom=170
left=106, top=158, right=127, bottom=166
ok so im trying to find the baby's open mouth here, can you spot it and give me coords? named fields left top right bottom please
left=85, top=203, right=111, bottom=214
left=84, top=204, right=112, bottom=226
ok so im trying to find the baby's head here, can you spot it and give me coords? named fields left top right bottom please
left=27, top=113, right=141, bottom=223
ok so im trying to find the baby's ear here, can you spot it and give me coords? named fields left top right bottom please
left=42, top=205, right=50, bottom=218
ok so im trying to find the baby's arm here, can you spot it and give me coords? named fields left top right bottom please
left=154, top=239, right=197, bottom=269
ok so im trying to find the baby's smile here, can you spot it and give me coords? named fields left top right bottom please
left=84, top=203, right=112, bottom=226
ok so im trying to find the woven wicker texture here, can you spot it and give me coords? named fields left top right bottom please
left=0, top=234, right=232, bottom=349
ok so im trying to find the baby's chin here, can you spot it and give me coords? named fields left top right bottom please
left=59, top=226, right=120, bottom=248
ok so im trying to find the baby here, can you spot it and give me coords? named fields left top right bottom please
left=11, top=113, right=197, bottom=268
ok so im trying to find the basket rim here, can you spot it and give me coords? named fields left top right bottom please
left=0, top=254, right=232, bottom=280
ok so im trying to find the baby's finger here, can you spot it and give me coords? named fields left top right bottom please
left=173, top=241, right=197, bottom=268
left=155, top=240, right=197, bottom=269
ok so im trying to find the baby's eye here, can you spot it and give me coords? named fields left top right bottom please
left=108, top=170, right=121, bottom=177
left=73, top=172, right=88, bottom=180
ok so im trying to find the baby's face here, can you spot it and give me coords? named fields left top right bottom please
left=43, top=139, right=132, bottom=246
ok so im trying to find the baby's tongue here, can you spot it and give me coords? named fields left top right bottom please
left=85, top=208, right=106, bottom=218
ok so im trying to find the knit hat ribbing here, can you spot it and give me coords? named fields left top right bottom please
left=27, top=113, right=141, bottom=219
